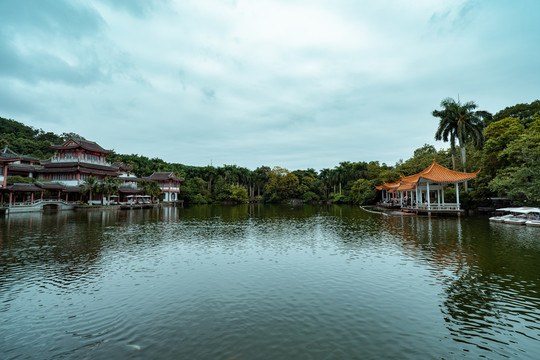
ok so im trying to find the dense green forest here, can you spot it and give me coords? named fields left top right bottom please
left=1, top=98, right=539, bottom=207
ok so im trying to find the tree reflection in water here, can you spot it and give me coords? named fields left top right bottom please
left=382, top=213, right=540, bottom=357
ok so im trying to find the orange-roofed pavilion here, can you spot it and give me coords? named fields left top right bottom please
left=376, top=159, right=480, bottom=214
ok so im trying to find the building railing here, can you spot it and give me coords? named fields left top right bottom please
left=50, top=156, right=111, bottom=166
left=10, top=199, right=71, bottom=207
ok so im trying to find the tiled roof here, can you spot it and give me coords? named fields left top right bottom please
left=148, top=172, right=184, bottom=181
left=6, top=183, right=44, bottom=192
left=419, top=160, right=480, bottom=183
left=376, top=159, right=480, bottom=191
left=396, top=183, right=416, bottom=191
left=378, top=181, right=400, bottom=190
left=0, top=146, right=39, bottom=162
left=119, top=185, right=144, bottom=194
left=1, top=146, right=18, bottom=157
left=119, top=176, right=142, bottom=182
left=112, top=162, right=133, bottom=171
left=63, top=186, right=82, bottom=193
left=37, top=182, right=66, bottom=190
left=39, top=162, right=118, bottom=173
left=7, top=164, right=42, bottom=171
left=51, top=139, right=113, bottom=154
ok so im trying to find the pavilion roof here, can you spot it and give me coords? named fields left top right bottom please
left=418, top=160, right=480, bottom=184
left=376, top=181, right=400, bottom=190
left=396, top=183, right=416, bottom=191
left=376, top=159, right=480, bottom=191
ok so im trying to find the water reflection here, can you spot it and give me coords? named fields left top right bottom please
left=1, top=205, right=539, bottom=359
left=378, top=213, right=540, bottom=357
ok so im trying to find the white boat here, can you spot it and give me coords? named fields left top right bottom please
left=504, top=215, right=528, bottom=225
left=489, top=214, right=514, bottom=223
left=490, top=207, right=540, bottom=226
left=526, top=219, right=540, bottom=227
left=526, top=210, right=540, bottom=227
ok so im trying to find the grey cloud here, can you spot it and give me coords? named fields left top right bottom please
left=0, top=0, right=110, bottom=85
left=94, top=0, right=170, bottom=17
left=0, top=0, right=103, bottom=38
left=201, top=87, right=216, bottom=102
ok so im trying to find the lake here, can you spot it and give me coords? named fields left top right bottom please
left=1, top=205, right=539, bottom=359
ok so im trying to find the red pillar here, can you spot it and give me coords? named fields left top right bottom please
left=2, top=165, right=7, bottom=188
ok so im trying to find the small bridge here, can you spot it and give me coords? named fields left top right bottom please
left=3, top=199, right=75, bottom=214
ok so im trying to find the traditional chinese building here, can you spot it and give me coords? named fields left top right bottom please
left=1, top=139, right=184, bottom=209
left=376, top=159, right=480, bottom=214
left=0, top=146, right=41, bottom=188
left=147, top=172, right=183, bottom=202
left=38, top=139, right=118, bottom=186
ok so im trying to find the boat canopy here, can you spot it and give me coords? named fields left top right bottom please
left=496, top=207, right=540, bottom=214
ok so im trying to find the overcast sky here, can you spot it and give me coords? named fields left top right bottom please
left=1, top=0, right=539, bottom=170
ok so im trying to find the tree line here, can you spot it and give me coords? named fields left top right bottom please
left=1, top=98, right=539, bottom=207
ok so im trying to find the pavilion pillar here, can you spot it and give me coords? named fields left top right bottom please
left=31, top=192, right=34, bottom=203
left=442, top=185, right=445, bottom=206
left=9, top=192, right=13, bottom=205
left=455, top=183, right=460, bottom=210
left=426, top=182, right=431, bottom=210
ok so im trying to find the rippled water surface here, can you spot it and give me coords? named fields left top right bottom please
left=1, top=205, right=539, bottom=359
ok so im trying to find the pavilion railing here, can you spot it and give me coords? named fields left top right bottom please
left=401, top=203, right=461, bottom=211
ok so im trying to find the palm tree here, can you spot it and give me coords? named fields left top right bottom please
left=148, top=181, right=162, bottom=203
left=319, top=168, right=330, bottom=199
left=140, top=180, right=162, bottom=202
left=433, top=97, right=490, bottom=172
left=81, top=176, right=99, bottom=205
left=101, top=176, right=120, bottom=205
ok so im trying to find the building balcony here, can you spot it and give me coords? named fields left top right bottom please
left=49, top=156, right=112, bottom=166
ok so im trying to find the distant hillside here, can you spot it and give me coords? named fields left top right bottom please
left=0, top=115, right=189, bottom=178
left=0, top=116, right=66, bottom=159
